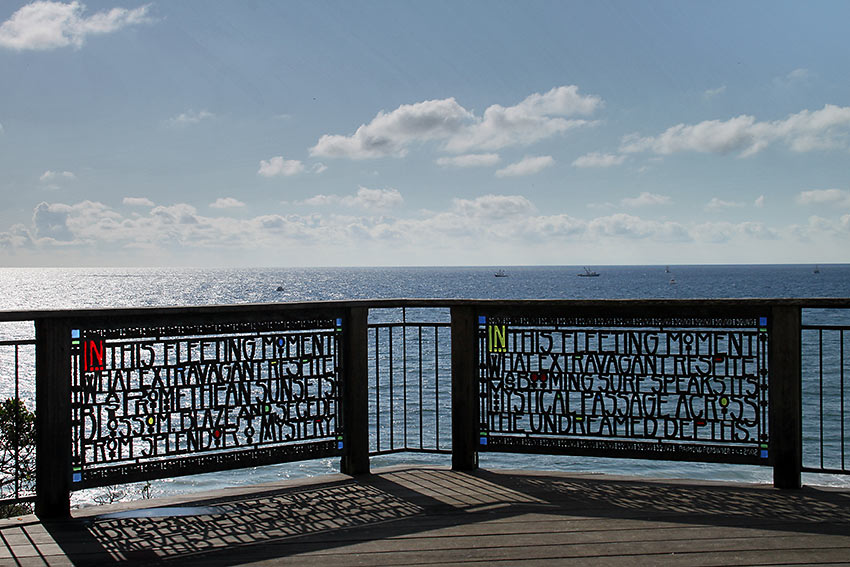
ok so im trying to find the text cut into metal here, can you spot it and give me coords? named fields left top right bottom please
left=70, top=318, right=344, bottom=487
left=478, top=314, right=770, bottom=464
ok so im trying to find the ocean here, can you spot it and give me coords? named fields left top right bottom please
left=1, top=264, right=847, bottom=311
left=1, top=264, right=848, bottom=507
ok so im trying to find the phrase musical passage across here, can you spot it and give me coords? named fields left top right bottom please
left=478, top=314, right=770, bottom=463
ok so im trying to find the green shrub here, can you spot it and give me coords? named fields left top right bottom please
left=0, top=398, right=35, bottom=517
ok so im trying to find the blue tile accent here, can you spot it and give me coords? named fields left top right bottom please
left=72, top=473, right=82, bottom=483
left=71, top=329, right=80, bottom=338
left=759, top=317, right=768, bottom=326
left=478, top=316, right=486, bottom=325
left=336, top=318, right=342, bottom=326
left=479, top=437, right=487, bottom=445
left=338, top=441, right=344, bottom=450
left=760, top=449, right=769, bottom=459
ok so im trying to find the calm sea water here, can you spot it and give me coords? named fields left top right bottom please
left=1, top=264, right=848, bottom=310
left=1, top=265, right=848, bottom=506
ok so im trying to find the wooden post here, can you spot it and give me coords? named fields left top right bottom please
left=451, top=306, right=478, bottom=471
left=34, top=318, right=72, bottom=519
left=769, top=305, right=802, bottom=489
left=341, top=307, right=370, bottom=475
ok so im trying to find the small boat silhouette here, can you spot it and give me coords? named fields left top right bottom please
left=578, top=267, right=599, bottom=277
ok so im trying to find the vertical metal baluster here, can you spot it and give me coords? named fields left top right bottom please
left=402, top=308, right=408, bottom=450
left=435, top=326, right=439, bottom=451
left=418, top=326, right=423, bottom=450
left=375, top=326, right=381, bottom=452
left=14, top=345, right=21, bottom=498
left=389, top=324, right=394, bottom=450
left=818, top=329, right=823, bottom=468
left=841, top=329, right=845, bottom=471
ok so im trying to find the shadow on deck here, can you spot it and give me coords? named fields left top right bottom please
left=3, top=467, right=850, bottom=566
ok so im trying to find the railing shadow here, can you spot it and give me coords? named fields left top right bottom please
left=38, top=467, right=850, bottom=565
left=475, top=468, right=850, bottom=536
left=44, top=476, right=428, bottom=565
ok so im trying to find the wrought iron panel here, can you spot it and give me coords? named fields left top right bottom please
left=478, top=314, right=769, bottom=464
left=70, top=317, right=344, bottom=487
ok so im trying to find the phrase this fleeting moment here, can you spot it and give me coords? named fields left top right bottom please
left=70, top=318, right=344, bottom=485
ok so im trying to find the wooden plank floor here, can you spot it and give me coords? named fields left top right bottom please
left=1, top=466, right=849, bottom=566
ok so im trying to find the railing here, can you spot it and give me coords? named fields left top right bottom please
left=0, top=337, right=36, bottom=510
left=801, top=313, right=849, bottom=475
left=0, top=298, right=847, bottom=519
left=367, top=308, right=451, bottom=455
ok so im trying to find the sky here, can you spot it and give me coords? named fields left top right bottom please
left=1, top=1, right=849, bottom=267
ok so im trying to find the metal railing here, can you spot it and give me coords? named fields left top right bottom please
left=0, top=337, right=36, bottom=510
left=801, top=315, right=849, bottom=475
left=368, top=308, right=451, bottom=455
left=0, top=298, right=848, bottom=519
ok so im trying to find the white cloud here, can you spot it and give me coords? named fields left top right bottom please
left=445, top=86, right=601, bottom=153
left=705, top=198, right=746, bottom=212
left=30, top=200, right=122, bottom=243
left=495, top=155, right=554, bottom=177
left=588, top=214, right=689, bottom=241
left=620, top=192, right=671, bottom=207
left=31, top=202, right=74, bottom=241
left=258, top=156, right=305, bottom=177
left=168, top=109, right=214, bottom=126
left=303, top=187, right=403, bottom=210
left=435, top=153, right=500, bottom=168
left=774, top=68, right=812, bottom=88
left=704, top=85, right=726, bottom=99
left=3, top=196, right=824, bottom=264
left=150, top=203, right=200, bottom=225
left=572, top=152, right=625, bottom=168
left=451, top=194, right=536, bottom=220
left=123, top=197, right=155, bottom=207
left=754, top=195, right=765, bottom=208
left=692, top=221, right=778, bottom=243
left=310, top=86, right=602, bottom=159
left=0, top=1, right=152, bottom=51
left=787, top=68, right=810, bottom=81
left=38, top=170, right=75, bottom=190
left=39, top=170, right=75, bottom=181
left=210, top=197, right=245, bottom=209
left=621, top=104, right=850, bottom=157
left=797, top=189, right=850, bottom=208
left=310, top=98, right=472, bottom=159
left=621, top=115, right=761, bottom=156
left=311, top=162, right=328, bottom=174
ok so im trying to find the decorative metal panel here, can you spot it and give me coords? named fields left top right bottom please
left=478, top=314, right=769, bottom=464
left=70, top=317, right=344, bottom=487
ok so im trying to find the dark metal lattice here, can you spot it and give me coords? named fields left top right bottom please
left=70, top=317, right=344, bottom=487
left=478, top=314, right=770, bottom=464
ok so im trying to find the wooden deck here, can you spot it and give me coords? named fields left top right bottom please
left=2, top=466, right=849, bottom=566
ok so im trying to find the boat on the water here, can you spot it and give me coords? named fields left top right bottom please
left=578, top=267, right=599, bottom=277
left=494, top=270, right=508, bottom=277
